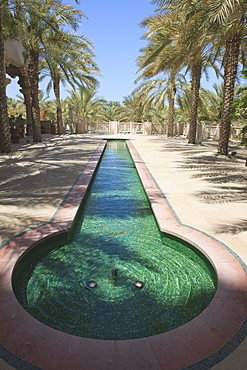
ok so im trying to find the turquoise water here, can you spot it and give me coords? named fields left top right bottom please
left=13, top=140, right=217, bottom=340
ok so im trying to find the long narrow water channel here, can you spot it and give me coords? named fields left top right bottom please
left=13, top=140, right=217, bottom=340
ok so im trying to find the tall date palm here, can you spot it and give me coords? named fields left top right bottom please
left=66, top=86, right=107, bottom=122
left=140, top=2, right=221, bottom=143
left=19, top=1, right=82, bottom=142
left=151, top=0, right=247, bottom=153
left=0, top=0, right=82, bottom=151
left=40, top=32, right=99, bottom=134
left=135, top=73, right=187, bottom=135
left=208, top=0, right=247, bottom=154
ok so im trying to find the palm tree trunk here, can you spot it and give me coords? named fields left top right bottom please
left=0, top=7, right=11, bottom=153
left=27, top=50, right=41, bottom=142
left=53, top=77, right=64, bottom=135
left=188, top=64, right=202, bottom=144
left=167, top=81, right=176, bottom=137
left=218, top=39, right=240, bottom=155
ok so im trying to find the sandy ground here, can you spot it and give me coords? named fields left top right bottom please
left=0, top=133, right=246, bottom=369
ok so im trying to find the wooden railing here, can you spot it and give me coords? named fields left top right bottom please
left=75, top=121, right=243, bottom=141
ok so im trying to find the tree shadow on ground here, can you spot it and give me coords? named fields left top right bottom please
left=0, top=135, right=101, bottom=245
left=154, top=139, right=247, bottom=238
left=165, top=141, right=247, bottom=205
left=213, top=218, right=247, bottom=234
left=195, top=185, right=247, bottom=204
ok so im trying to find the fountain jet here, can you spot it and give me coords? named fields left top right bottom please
left=111, top=268, right=118, bottom=280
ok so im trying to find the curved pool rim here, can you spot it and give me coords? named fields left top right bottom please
left=0, top=139, right=246, bottom=370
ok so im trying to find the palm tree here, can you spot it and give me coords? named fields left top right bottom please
left=40, top=31, right=99, bottom=134
left=139, top=3, right=222, bottom=143
left=15, top=90, right=55, bottom=115
left=103, top=101, right=122, bottom=121
left=137, top=13, right=184, bottom=135
left=135, top=73, right=187, bottom=135
left=198, top=87, right=222, bottom=123
left=19, top=1, right=82, bottom=142
left=153, top=0, right=247, bottom=153
left=233, top=75, right=247, bottom=123
left=177, top=85, right=222, bottom=123
left=206, top=0, right=247, bottom=154
left=117, top=92, right=148, bottom=123
left=0, top=0, right=82, bottom=151
left=7, top=97, right=26, bottom=117
left=143, top=2, right=214, bottom=142
left=66, top=86, right=107, bottom=122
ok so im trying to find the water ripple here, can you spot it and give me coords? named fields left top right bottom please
left=13, top=141, right=217, bottom=340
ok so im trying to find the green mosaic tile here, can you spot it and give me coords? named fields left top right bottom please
left=13, top=141, right=217, bottom=340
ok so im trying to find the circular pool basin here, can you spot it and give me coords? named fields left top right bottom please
left=12, top=140, right=217, bottom=340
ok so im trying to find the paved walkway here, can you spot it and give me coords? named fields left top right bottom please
left=0, top=133, right=246, bottom=369
left=130, top=135, right=247, bottom=370
left=0, top=134, right=101, bottom=247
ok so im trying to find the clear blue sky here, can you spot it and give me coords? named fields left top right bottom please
left=65, top=0, right=158, bottom=102
left=7, top=0, right=223, bottom=103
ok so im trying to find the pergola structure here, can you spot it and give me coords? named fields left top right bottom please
left=4, top=40, right=32, bottom=134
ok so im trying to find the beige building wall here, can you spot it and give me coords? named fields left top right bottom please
left=4, top=40, right=25, bottom=68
